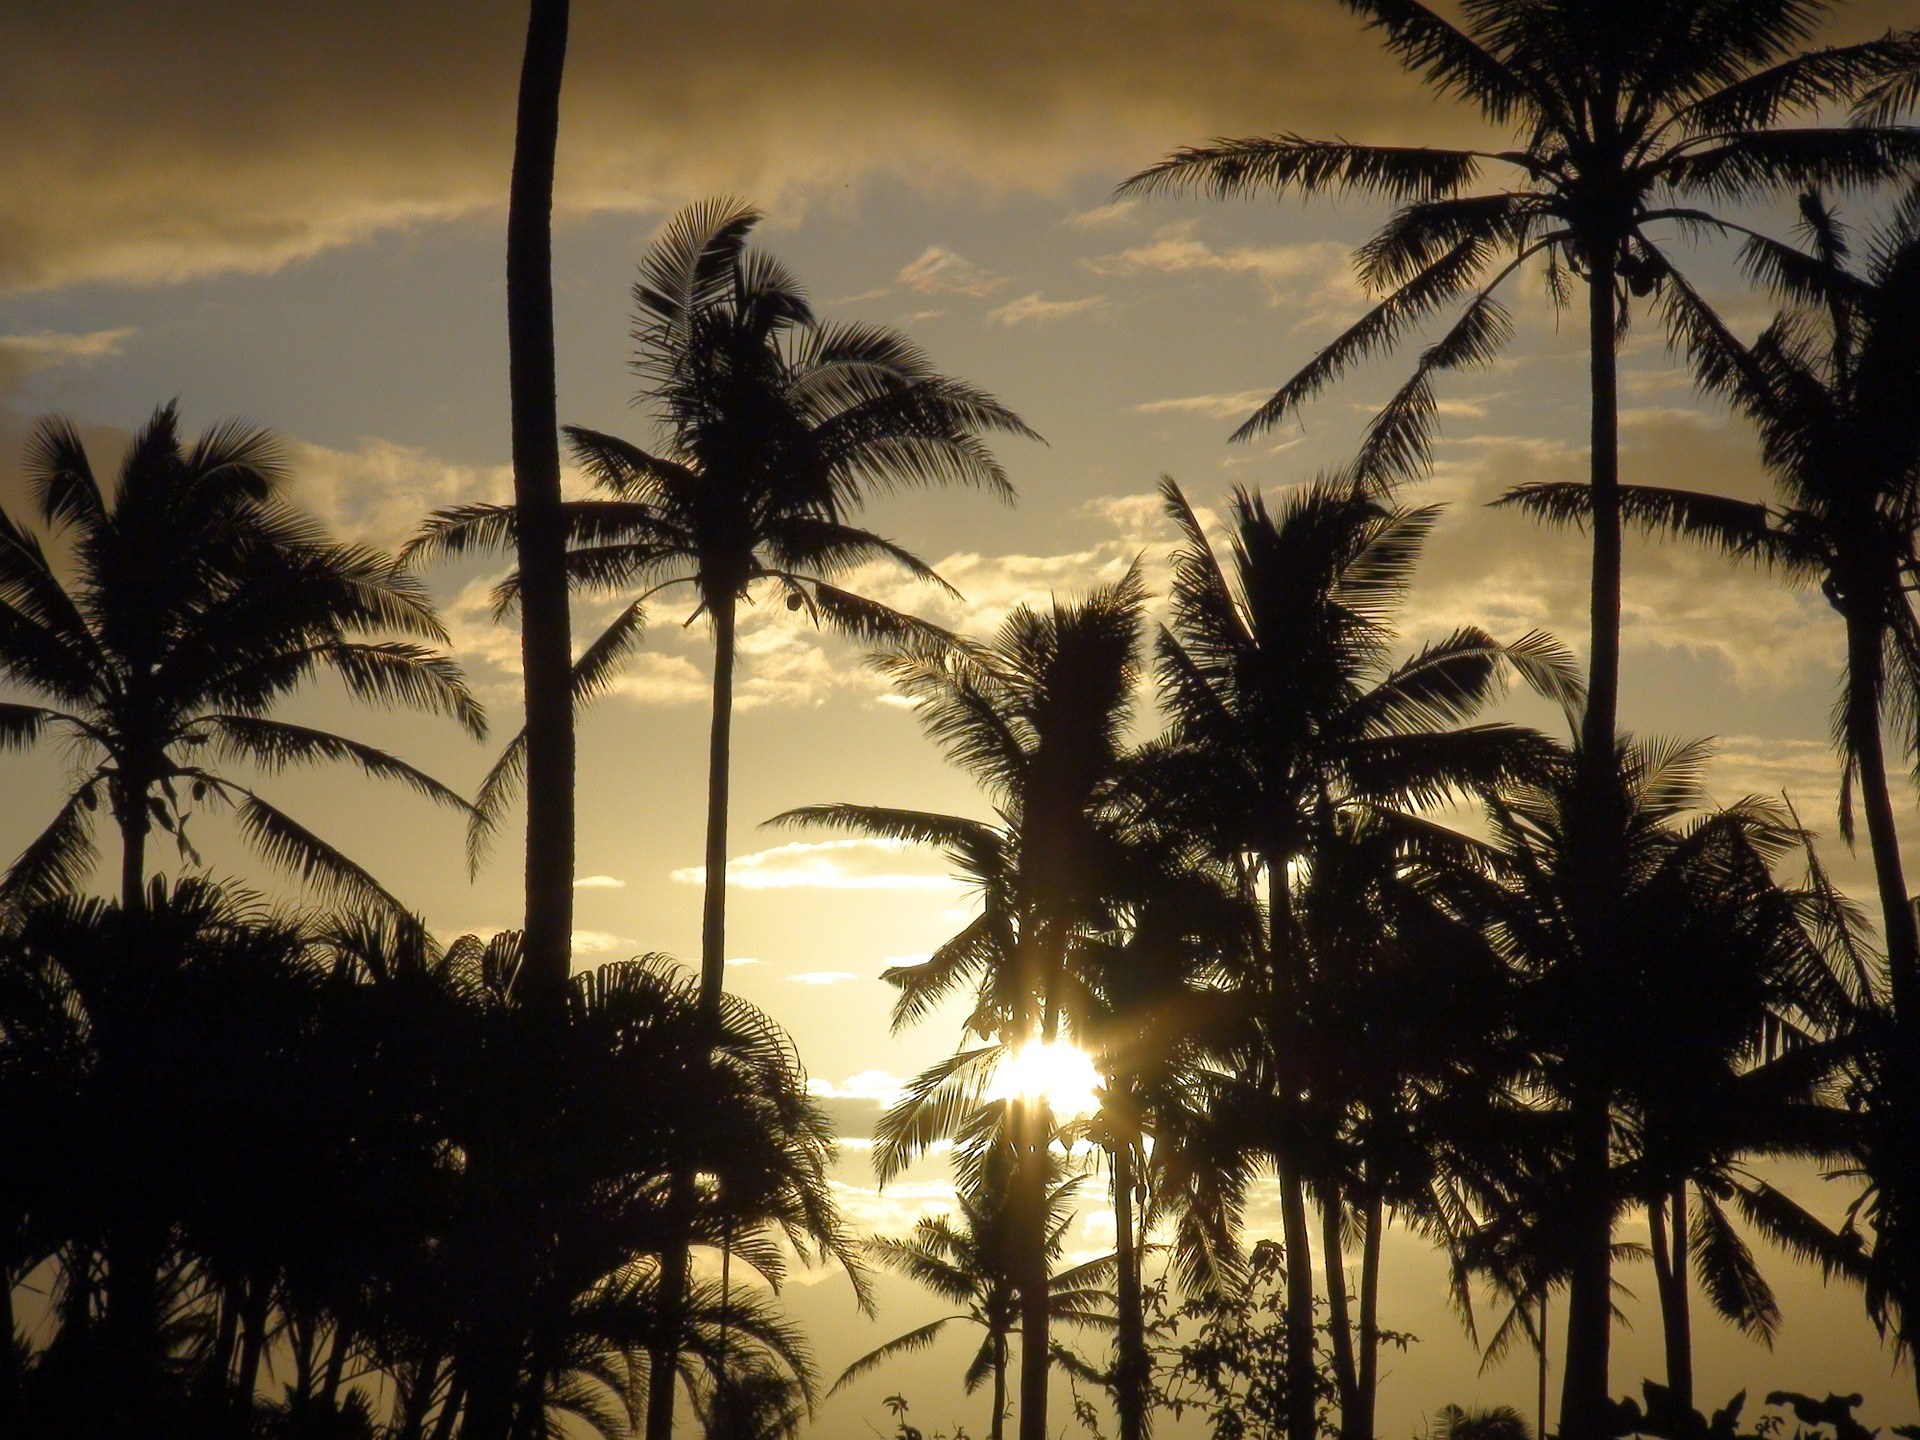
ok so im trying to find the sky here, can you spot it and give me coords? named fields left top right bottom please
left=3, top=0, right=1919, bottom=1433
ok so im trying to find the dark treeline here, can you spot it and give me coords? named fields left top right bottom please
left=5, top=3, right=1920, bottom=1440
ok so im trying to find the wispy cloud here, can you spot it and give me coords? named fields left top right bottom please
left=0, top=327, right=135, bottom=391
left=898, top=245, right=1006, bottom=298
left=986, top=290, right=1108, bottom=326
left=669, top=838, right=965, bottom=892
left=1061, top=199, right=1140, bottom=230
left=1130, top=389, right=1271, bottom=420
left=574, top=874, right=627, bottom=889
left=1086, top=226, right=1358, bottom=314
left=789, top=970, right=861, bottom=986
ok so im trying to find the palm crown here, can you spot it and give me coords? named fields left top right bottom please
left=1122, top=0, right=1920, bottom=492
left=0, top=404, right=482, bottom=915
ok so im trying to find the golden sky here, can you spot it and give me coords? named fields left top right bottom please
left=3, top=0, right=1918, bottom=1432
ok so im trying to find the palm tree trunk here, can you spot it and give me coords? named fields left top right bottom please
left=119, top=795, right=149, bottom=913
left=1840, top=607, right=1920, bottom=1398
left=1565, top=252, right=1624, bottom=1433
left=430, top=1374, right=467, bottom=1440
left=1845, top=609, right=1920, bottom=1013
left=1017, top=1096, right=1053, bottom=1440
left=505, top=0, right=575, bottom=1000
left=1279, top=1164, right=1318, bottom=1440
left=1647, top=1191, right=1692, bottom=1411
left=642, top=597, right=741, bottom=1440
left=1113, top=1142, right=1148, bottom=1440
left=1580, top=253, right=1623, bottom=764
left=398, top=1353, right=442, bottom=1440
left=1323, top=1187, right=1359, bottom=1437
left=1355, top=1190, right=1382, bottom=1440
left=700, top=593, right=738, bottom=1020
left=1667, top=1185, right=1691, bottom=1412
left=991, top=1330, right=1008, bottom=1440
left=321, top=1321, right=351, bottom=1407
left=1558, top=1088, right=1614, bottom=1440
left=2, top=1269, right=20, bottom=1417
left=235, top=1283, right=271, bottom=1416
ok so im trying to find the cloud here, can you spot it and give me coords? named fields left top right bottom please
left=810, top=1069, right=911, bottom=1104
left=897, top=245, right=1006, bottom=298
left=669, top=838, right=965, bottom=892
left=1061, top=199, right=1140, bottom=230
left=288, top=437, right=512, bottom=551
left=1086, top=228, right=1359, bottom=313
left=985, top=291, right=1108, bottom=326
left=570, top=929, right=626, bottom=955
left=789, top=970, right=861, bottom=986
left=0, top=0, right=1533, bottom=293
left=573, top=874, right=626, bottom=889
left=1129, top=389, right=1272, bottom=420
left=0, top=328, right=136, bottom=392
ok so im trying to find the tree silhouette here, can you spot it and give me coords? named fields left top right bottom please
left=833, top=1166, right=1114, bottom=1440
left=1148, top=474, right=1574, bottom=1440
left=0, top=405, right=482, bottom=918
left=1507, top=189, right=1920, bottom=1391
left=411, top=195, right=1029, bottom=1438
left=1443, top=734, right=1857, bottom=1423
left=1125, top=31, right=1919, bottom=1418
left=784, top=572, right=1149, bottom=1440
left=503, top=0, right=575, bottom=1011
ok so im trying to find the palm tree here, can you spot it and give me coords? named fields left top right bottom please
left=504, top=0, right=575, bottom=1004
left=1503, top=191, right=1920, bottom=1385
left=412, top=197, right=1030, bottom=1440
left=1448, top=735, right=1857, bottom=1423
left=412, top=197, right=1033, bottom=1023
left=783, top=572, right=1151, bottom=1440
left=354, top=933, right=853, bottom=1440
left=1125, top=48, right=1919, bottom=1425
left=1121, top=1, right=1920, bottom=766
left=832, top=1168, right=1115, bottom=1440
left=1148, top=475, right=1575, bottom=1440
left=0, top=405, right=482, bottom=917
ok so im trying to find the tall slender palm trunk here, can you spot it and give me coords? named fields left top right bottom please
left=506, top=0, right=575, bottom=1001
left=1355, top=1190, right=1382, bottom=1440
left=1323, top=1187, right=1359, bottom=1436
left=1267, top=864, right=1318, bottom=1440
left=1017, top=1095, right=1053, bottom=1440
left=1113, top=1141, right=1149, bottom=1440
left=645, top=596, right=741, bottom=1440
left=991, top=1332, right=1009, bottom=1440
left=700, top=595, right=738, bottom=1018
left=1648, top=1185, right=1692, bottom=1412
left=1842, top=607, right=1920, bottom=1404
left=1562, top=254, right=1624, bottom=1440
left=103, top=796, right=163, bottom=1419
left=1278, top=1164, right=1318, bottom=1440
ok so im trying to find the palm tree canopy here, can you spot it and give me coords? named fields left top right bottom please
left=0, top=404, right=483, bottom=913
left=1505, top=190, right=1920, bottom=804
left=1151, top=475, right=1579, bottom=877
left=405, top=197, right=1037, bottom=851
left=1120, top=1, right=1920, bottom=488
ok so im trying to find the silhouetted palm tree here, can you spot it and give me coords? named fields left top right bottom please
left=1149, top=474, right=1574, bottom=1440
left=1447, top=734, right=1855, bottom=1423
left=412, top=197, right=1032, bottom=1021
left=0, top=405, right=482, bottom=916
left=412, top=197, right=1029, bottom=1439
left=832, top=1168, right=1113, bottom=1440
left=1121, top=0, right=1919, bottom=766
left=1126, top=41, right=1919, bottom=1422
left=1505, top=190, right=1920, bottom=1387
left=784, top=572, right=1149, bottom=1440
left=503, top=0, right=576, bottom=1008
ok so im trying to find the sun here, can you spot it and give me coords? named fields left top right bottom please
left=990, top=1038, right=1104, bottom=1120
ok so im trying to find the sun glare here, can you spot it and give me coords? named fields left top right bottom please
left=990, top=1039, right=1104, bottom=1121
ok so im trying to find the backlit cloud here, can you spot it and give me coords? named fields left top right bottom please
left=898, top=246, right=1007, bottom=299
left=669, top=838, right=965, bottom=892
left=985, top=291, right=1109, bottom=326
